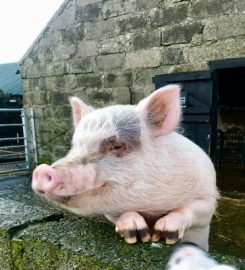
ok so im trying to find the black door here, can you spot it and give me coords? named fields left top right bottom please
left=153, top=70, right=217, bottom=158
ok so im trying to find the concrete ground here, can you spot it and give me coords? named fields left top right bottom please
left=0, top=175, right=244, bottom=269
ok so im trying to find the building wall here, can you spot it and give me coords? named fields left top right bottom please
left=21, top=0, right=245, bottom=163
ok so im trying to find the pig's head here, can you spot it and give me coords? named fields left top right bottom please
left=32, top=84, right=181, bottom=213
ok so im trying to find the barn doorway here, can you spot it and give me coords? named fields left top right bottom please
left=214, top=66, right=245, bottom=195
left=153, top=57, right=245, bottom=195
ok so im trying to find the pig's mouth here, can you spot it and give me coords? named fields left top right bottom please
left=48, top=194, right=73, bottom=204
left=35, top=191, right=74, bottom=206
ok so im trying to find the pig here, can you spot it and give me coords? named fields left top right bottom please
left=32, top=84, right=219, bottom=250
left=167, top=242, right=237, bottom=270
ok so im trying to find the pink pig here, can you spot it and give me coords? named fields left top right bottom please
left=32, top=84, right=219, bottom=250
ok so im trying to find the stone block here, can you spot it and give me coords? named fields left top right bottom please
left=131, top=84, right=154, bottom=104
left=75, top=2, right=102, bottom=22
left=20, top=66, right=27, bottom=79
left=135, top=0, right=161, bottom=11
left=102, top=0, right=136, bottom=19
left=161, top=46, right=185, bottom=65
left=104, top=72, right=132, bottom=88
left=117, top=14, right=148, bottom=35
left=133, top=68, right=159, bottom=86
left=48, top=91, right=68, bottom=105
left=111, top=87, right=131, bottom=104
left=96, top=53, right=125, bottom=71
left=44, top=77, right=59, bottom=92
left=8, top=211, right=245, bottom=270
left=125, top=49, right=160, bottom=69
left=149, top=2, right=188, bottom=27
left=99, top=34, right=133, bottom=54
left=217, top=15, right=245, bottom=39
left=132, top=30, right=161, bottom=50
left=162, top=21, right=203, bottom=45
left=59, top=24, right=85, bottom=44
left=204, top=16, right=243, bottom=42
left=0, top=198, right=60, bottom=231
left=21, top=79, right=29, bottom=91
left=68, top=57, right=95, bottom=73
left=52, top=43, right=76, bottom=61
left=54, top=105, right=72, bottom=119
left=36, top=47, right=53, bottom=63
left=25, top=63, right=47, bottom=78
left=86, top=87, right=114, bottom=106
left=53, top=76, right=66, bottom=91
left=63, top=74, right=78, bottom=91
left=23, top=77, right=46, bottom=91
left=191, top=0, right=234, bottom=18
left=203, top=21, right=218, bottom=41
left=46, top=62, right=68, bottom=76
left=35, top=91, right=48, bottom=105
left=84, top=19, right=120, bottom=40
left=76, top=74, right=102, bottom=88
left=77, top=40, right=98, bottom=57
left=11, top=216, right=171, bottom=269
left=38, top=31, right=61, bottom=49
left=187, top=38, right=245, bottom=69
left=23, top=92, right=32, bottom=107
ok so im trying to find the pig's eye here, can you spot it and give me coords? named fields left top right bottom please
left=111, top=142, right=126, bottom=151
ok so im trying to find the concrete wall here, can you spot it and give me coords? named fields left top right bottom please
left=21, top=0, right=245, bottom=163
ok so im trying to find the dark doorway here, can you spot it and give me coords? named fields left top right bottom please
left=153, top=57, right=245, bottom=195
left=214, top=67, right=245, bottom=194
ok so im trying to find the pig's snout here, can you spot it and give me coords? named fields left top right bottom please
left=32, top=164, right=59, bottom=194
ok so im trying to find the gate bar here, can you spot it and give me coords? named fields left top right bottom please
left=0, top=137, right=25, bottom=142
left=0, top=153, right=26, bottom=158
left=30, top=108, right=38, bottom=165
left=0, top=145, right=26, bottom=150
left=21, top=108, right=31, bottom=170
left=0, top=124, right=24, bottom=127
left=0, top=108, right=22, bottom=112
left=0, top=168, right=29, bottom=175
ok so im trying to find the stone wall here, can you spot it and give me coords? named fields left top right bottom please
left=21, top=0, right=245, bottom=163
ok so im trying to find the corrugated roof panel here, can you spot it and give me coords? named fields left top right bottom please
left=0, top=63, right=22, bottom=95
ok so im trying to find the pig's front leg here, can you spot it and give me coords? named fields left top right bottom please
left=105, top=212, right=151, bottom=244
left=152, top=199, right=216, bottom=249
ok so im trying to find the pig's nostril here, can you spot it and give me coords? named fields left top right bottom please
left=47, top=175, right=52, bottom=182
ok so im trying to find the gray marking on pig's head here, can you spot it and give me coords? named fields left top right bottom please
left=69, top=105, right=141, bottom=166
left=113, top=106, right=141, bottom=150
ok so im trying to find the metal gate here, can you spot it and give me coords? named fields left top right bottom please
left=0, top=108, right=37, bottom=175
left=216, top=131, right=245, bottom=174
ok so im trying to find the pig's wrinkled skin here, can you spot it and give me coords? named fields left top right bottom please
left=32, top=84, right=219, bottom=250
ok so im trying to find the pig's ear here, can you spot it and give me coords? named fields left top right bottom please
left=69, top=97, right=94, bottom=128
left=137, top=84, right=181, bottom=136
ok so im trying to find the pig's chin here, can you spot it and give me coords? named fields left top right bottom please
left=37, top=192, right=75, bottom=207
left=41, top=192, right=85, bottom=209
left=49, top=194, right=73, bottom=204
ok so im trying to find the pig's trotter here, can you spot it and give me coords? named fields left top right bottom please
left=152, top=229, right=179, bottom=244
left=152, top=212, right=189, bottom=244
left=115, top=212, right=151, bottom=244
